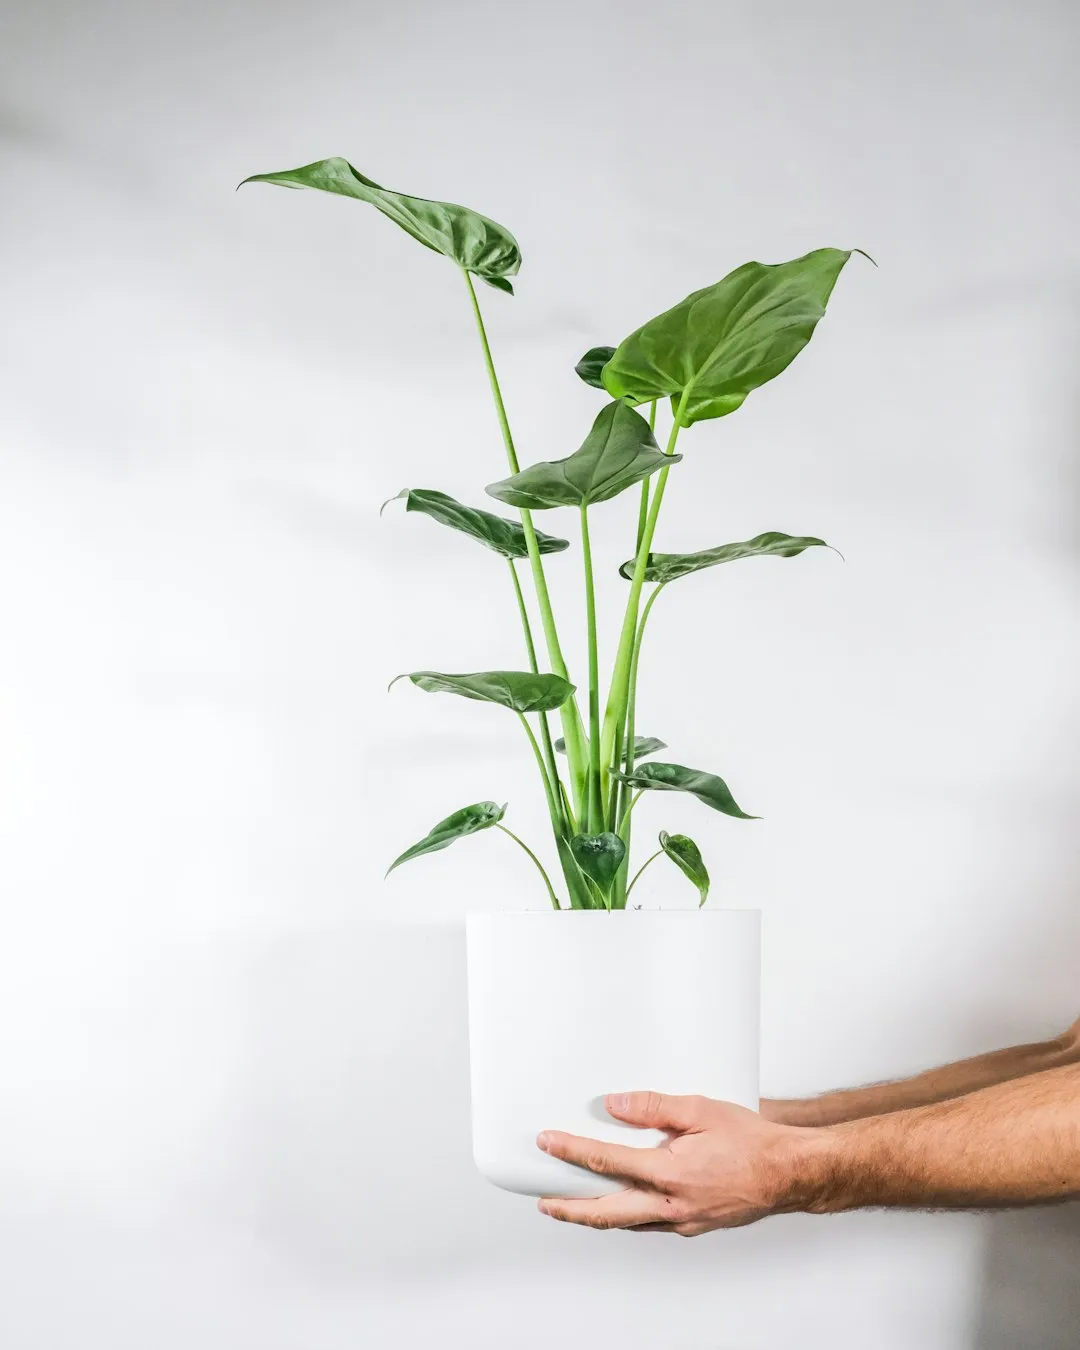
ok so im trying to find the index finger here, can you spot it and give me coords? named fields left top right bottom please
left=537, top=1130, right=671, bottom=1187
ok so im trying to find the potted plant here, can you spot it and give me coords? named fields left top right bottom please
left=241, top=158, right=867, bottom=1197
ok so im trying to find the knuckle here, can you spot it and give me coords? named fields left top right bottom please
left=584, top=1151, right=613, bottom=1175
left=660, top=1193, right=690, bottom=1222
left=640, top=1091, right=665, bottom=1122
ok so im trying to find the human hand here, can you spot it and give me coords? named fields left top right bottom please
left=536, top=1091, right=828, bottom=1235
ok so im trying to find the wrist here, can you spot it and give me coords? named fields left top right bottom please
left=760, top=1124, right=850, bottom=1215
left=760, top=1097, right=825, bottom=1127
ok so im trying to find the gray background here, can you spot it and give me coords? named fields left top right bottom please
left=1, top=1, right=1078, bottom=1346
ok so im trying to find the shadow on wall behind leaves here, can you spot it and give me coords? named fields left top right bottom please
left=972, top=319, right=1080, bottom=1350
left=973, top=1205, right=1080, bottom=1350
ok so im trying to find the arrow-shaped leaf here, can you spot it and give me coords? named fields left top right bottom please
left=610, top=761, right=759, bottom=820
left=619, top=532, right=835, bottom=582
left=486, top=401, right=679, bottom=510
left=659, top=830, right=710, bottom=906
left=554, top=733, right=666, bottom=763
left=574, top=345, right=616, bottom=389
left=383, top=489, right=569, bottom=559
left=239, top=157, right=521, bottom=293
left=387, top=800, right=505, bottom=875
left=570, top=832, right=626, bottom=899
left=390, top=670, right=575, bottom=714
left=602, top=248, right=869, bottom=424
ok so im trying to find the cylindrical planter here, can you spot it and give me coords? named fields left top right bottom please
left=466, top=909, right=760, bottom=1198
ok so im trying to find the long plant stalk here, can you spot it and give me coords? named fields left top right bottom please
left=626, top=847, right=662, bottom=898
left=463, top=270, right=590, bottom=818
left=516, top=711, right=561, bottom=829
left=506, top=559, right=564, bottom=822
left=634, top=400, right=658, bottom=553
left=611, top=582, right=666, bottom=906
left=579, top=506, right=603, bottom=831
left=496, top=823, right=560, bottom=910
left=616, top=581, right=666, bottom=831
left=599, top=415, right=685, bottom=790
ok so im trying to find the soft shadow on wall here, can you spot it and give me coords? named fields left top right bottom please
left=972, top=312, right=1080, bottom=1350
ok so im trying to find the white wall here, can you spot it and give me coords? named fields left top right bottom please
left=1, top=2, right=1078, bottom=1346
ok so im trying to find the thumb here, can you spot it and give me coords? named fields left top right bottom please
left=605, top=1091, right=707, bottom=1133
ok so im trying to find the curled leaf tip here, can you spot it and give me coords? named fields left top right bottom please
left=387, top=673, right=408, bottom=693
left=379, top=490, right=406, bottom=517
left=852, top=247, right=878, bottom=267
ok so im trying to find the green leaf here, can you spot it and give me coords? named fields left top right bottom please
left=485, top=401, right=679, bottom=510
left=382, top=489, right=569, bottom=560
left=619, top=531, right=835, bottom=582
left=554, top=733, right=666, bottom=763
left=610, top=761, right=759, bottom=820
left=569, top=832, right=626, bottom=898
left=390, top=669, right=575, bottom=714
left=602, top=248, right=868, bottom=425
left=557, top=836, right=598, bottom=910
left=387, top=800, right=505, bottom=875
left=659, top=830, right=710, bottom=906
left=239, top=157, right=520, bottom=292
left=574, top=345, right=616, bottom=389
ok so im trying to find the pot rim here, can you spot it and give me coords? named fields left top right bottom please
left=466, top=907, right=761, bottom=918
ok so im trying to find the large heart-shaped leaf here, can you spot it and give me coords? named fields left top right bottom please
left=570, top=832, right=626, bottom=898
left=619, top=531, right=834, bottom=582
left=390, top=669, right=575, bottom=713
left=387, top=800, right=505, bottom=875
left=486, top=401, right=679, bottom=510
left=602, top=248, right=867, bottom=425
left=383, top=489, right=569, bottom=559
left=554, top=733, right=666, bottom=763
left=659, top=830, right=710, bottom=906
left=610, top=761, right=759, bottom=820
left=239, top=157, right=521, bottom=292
left=574, top=345, right=616, bottom=389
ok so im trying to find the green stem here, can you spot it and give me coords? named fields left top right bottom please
left=507, top=559, right=564, bottom=824
left=626, top=848, right=662, bottom=899
left=616, top=581, right=666, bottom=831
left=634, top=401, right=658, bottom=554
left=618, top=788, right=645, bottom=834
left=559, top=779, right=578, bottom=835
left=496, top=823, right=561, bottom=910
left=462, top=270, right=589, bottom=818
left=516, top=712, right=560, bottom=828
left=600, top=415, right=685, bottom=783
left=579, top=506, right=603, bottom=831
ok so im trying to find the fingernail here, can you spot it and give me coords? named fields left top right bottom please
left=537, top=1131, right=552, bottom=1152
left=537, top=1201, right=551, bottom=1216
left=607, top=1094, right=629, bottom=1114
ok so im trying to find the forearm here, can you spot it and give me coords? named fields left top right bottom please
left=767, top=1028, right=1080, bottom=1126
left=786, top=1062, right=1080, bottom=1213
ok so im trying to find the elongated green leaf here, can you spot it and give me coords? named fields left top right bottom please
left=602, top=248, right=867, bottom=425
left=575, top=345, right=616, bottom=389
left=390, top=669, right=575, bottom=713
left=486, top=401, right=679, bottom=510
left=239, top=157, right=520, bottom=292
left=659, top=830, right=710, bottom=906
left=383, top=489, right=569, bottom=559
left=619, top=531, right=833, bottom=582
left=387, top=800, right=505, bottom=875
left=554, top=733, right=666, bottom=763
left=610, top=761, right=759, bottom=820
left=557, top=836, right=598, bottom=910
left=570, top=832, right=626, bottom=897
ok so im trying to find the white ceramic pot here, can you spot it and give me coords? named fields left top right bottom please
left=466, top=909, right=760, bottom=1198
